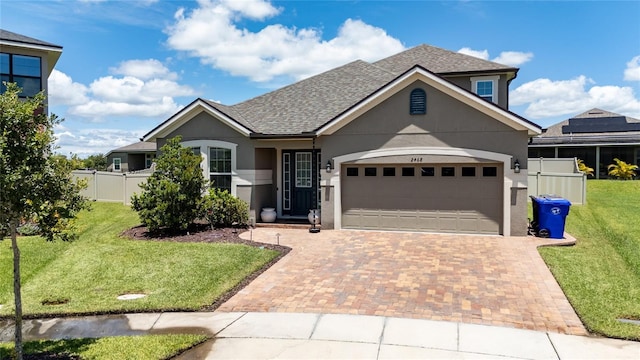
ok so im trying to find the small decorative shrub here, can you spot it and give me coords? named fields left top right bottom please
left=577, top=159, right=594, bottom=177
left=202, top=188, right=249, bottom=228
left=607, top=158, right=638, bottom=180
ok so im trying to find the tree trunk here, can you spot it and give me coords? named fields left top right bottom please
left=11, top=218, right=23, bottom=360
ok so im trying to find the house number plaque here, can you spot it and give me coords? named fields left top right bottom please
left=410, top=157, right=423, bottom=163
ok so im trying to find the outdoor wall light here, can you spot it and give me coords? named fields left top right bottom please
left=326, top=160, right=333, bottom=172
left=514, top=159, right=521, bottom=173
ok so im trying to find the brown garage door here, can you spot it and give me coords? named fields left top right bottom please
left=341, top=164, right=503, bottom=234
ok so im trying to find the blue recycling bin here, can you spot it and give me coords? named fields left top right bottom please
left=530, top=195, right=571, bottom=239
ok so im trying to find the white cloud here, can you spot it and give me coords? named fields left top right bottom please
left=54, top=125, right=145, bottom=156
left=492, top=51, right=534, bottom=67
left=165, top=0, right=404, bottom=82
left=457, top=47, right=533, bottom=67
left=624, top=55, right=640, bottom=81
left=458, top=47, right=489, bottom=60
left=49, top=60, right=196, bottom=121
left=510, top=75, right=640, bottom=119
left=48, top=70, right=90, bottom=106
left=111, top=59, right=178, bottom=81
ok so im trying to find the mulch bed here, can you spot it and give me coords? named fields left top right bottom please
left=121, top=223, right=291, bottom=311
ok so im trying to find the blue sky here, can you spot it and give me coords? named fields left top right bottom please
left=2, top=0, right=639, bottom=156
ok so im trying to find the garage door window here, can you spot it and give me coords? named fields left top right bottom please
left=421, top=167, right=435, bottom=176
left=346, top=167, right=359, bottom=176
left=442, top=167, right=455, bottom=176
left=363, top=167, right=375, bottom=176
left=383, top=167, right=395, bottom=176
left=483, top=166, right=498, bottom=177
left=402, top=167, right=415, bottom=176
left=462, top=167, right=476, bottom=177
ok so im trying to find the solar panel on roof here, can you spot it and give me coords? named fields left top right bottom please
left=561, top=116, right=640, bottom=133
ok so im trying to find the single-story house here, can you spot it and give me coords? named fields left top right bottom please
left=106, top=141, right=156, bottom=172
left=118, top=44, right=542, bottom=236
left=528, top=108, right=640, bottom=178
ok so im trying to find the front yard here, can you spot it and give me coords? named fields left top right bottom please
left=539, top=180, right=640, bottom=340
left=0, top=202, right=282, bottom=358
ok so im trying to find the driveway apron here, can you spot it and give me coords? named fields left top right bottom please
left=219, top=228, right=586, bottom=335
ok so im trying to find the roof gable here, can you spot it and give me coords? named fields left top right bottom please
left=317, top=66, right=541, bottom=136
left=143, top=99, right=252, bottom=141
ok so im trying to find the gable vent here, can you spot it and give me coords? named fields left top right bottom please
left=410, top=88, right=427, bottom=115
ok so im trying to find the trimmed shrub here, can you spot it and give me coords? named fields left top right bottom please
left=131, top=136, right=206, bottom=232
left=202, top=189, right=249, bottom=228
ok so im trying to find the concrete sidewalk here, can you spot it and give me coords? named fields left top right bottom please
left=2, top=312, right=638, bottom=359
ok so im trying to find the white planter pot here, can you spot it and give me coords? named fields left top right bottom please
left=260, top=208, right=276, bottom=223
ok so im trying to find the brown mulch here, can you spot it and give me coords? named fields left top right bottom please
left=120, top=223, right=291, bottom=311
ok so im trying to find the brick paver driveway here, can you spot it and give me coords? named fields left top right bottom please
left=219, top=228, right=586, bottom=335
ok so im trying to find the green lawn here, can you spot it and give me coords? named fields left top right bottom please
left=538, top=180, right=640, bottom=340
left=0, top=202, right=280, bottom=316
left=0, top=334, right=207, bottom=360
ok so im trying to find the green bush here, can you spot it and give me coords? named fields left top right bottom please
left=131, top=136, right=206, bottom=232
left=202, top=188, right=249, bottom=228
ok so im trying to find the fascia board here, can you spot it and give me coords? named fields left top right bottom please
left=1, top=40, right=63, bottom=73
left=317, top=67, right=542, bottom=136
left=143, top=99, right=251, bottom=141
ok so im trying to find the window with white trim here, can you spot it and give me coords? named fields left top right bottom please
left=209, top=147, right=232, bottom=192
left=181, top=140, right=237, bottom=195
left=471, top=76, right=499, bottom=103
left=113, top=158, right=121, bottom=172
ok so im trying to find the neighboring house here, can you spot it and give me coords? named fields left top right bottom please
left=106, top=141, right=157, bottom=172
left=124, top=44, right=541, bottom=236
left=529, top=108, right=640, bottom=179
left=0, top=29, right=62, bottom=105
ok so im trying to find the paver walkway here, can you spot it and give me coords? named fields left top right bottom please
left=219, top=228, right=586, bottom=335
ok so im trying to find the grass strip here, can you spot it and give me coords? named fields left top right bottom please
left=538, top=180, right=640, bottom=340
left=0, top=334, right=207, bottom=359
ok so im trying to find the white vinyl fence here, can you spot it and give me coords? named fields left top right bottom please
left=73, top=170, right=150, bottom=205
left=527, top=158, right=587, bottom=204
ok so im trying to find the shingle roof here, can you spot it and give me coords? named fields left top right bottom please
left=144, top=44, right=525, bottom=140
left=531, top=108, right=640, bottom=145
left=0, top=29, right=62, bottom=49
left=107, top=141, right=156, bottom=155
left=372, top=44, right=516, bottom=75
left=228, top=60, right=397, bottom=134
left=218, top=45, right=517, bottom=135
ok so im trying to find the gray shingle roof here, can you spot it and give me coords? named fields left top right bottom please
left=218, top=44, right=516, bottom=135
left=0, top=29, right=62, bottom=49
left=372, top=44, right=516, bottom=75
left=229, top=60, right=397, bottom=134
left=109, top=141, right=156, bottom=154
left=531, top=108, right=640, bottom=145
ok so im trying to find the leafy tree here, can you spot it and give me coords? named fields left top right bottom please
left=607, top=158, right=638, bottom=180
left=82, top=153, right=107, bottom=171
left=0, top=83, right=87, bottom=360
left=131, top=136, right=206, bottom=232
left=50, top=153, right=84, bottom=171
left=576, top=159, right=594, bottom=177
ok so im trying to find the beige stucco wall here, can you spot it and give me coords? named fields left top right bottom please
left=321, top=79, right=529, bottom=234
left=160, top=112, right=256, bottom=169
left=444, top=74, right=511, bottom=110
